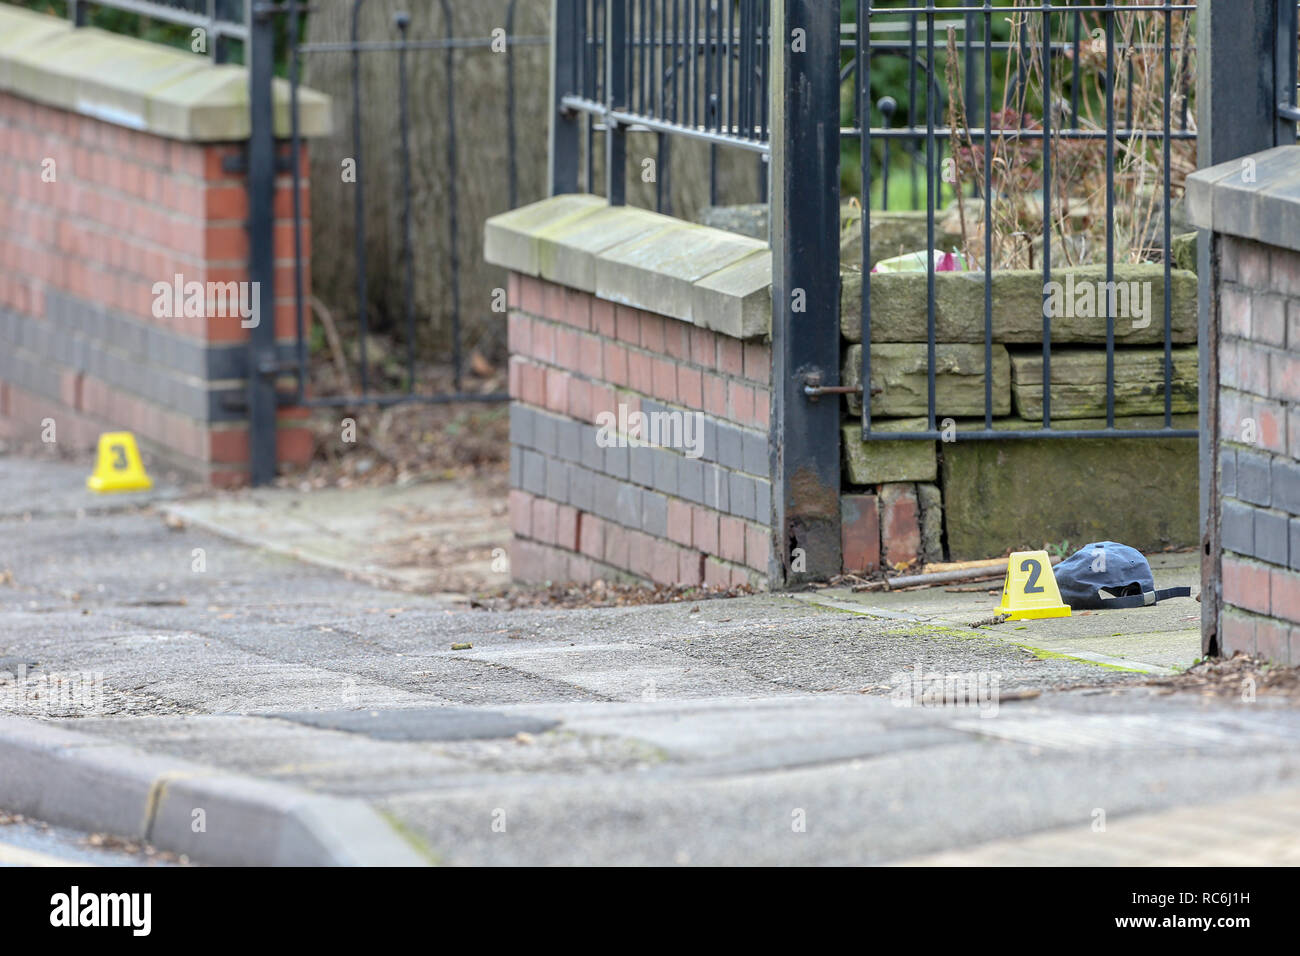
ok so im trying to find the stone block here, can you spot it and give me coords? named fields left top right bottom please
left=1009, top=346, right=1198, bottom=420
left=917, top=482, right=944, bottom=564
left=939, top=414, right=1198, bottom=560
left=840, top=265, right=1198, bottom=345
left=841, top=419, right=938, bottom=485
left=842, top=343, right=1011, bottom=418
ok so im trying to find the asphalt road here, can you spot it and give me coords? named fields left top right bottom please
left=2, top=454, right=1299, bottom=865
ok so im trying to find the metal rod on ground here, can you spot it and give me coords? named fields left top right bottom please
left=855, top=555, right=1064, bottom=591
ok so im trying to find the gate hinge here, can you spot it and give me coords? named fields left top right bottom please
left=802, top=371, right=879, bottom=402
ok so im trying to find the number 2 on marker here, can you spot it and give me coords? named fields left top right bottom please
left=1020, top=558, right=1044, bottom=594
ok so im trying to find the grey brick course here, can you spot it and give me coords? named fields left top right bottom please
left=521, top=450, right=547, bottom=496
left=592, top=474, right=621, bottom=522
left=651, top=448, right=679, bottom=495
left=580, top=425, right=604, bottom=472
left=742, top=431, right=767, bottom=476
left=614, top=483, right=643, bottom=528
left=629, top=444, right=656, bottom=486
left=1220, top=445, right=1236, bottom=497
left=604, top=443, right=630, bottom=480
left=1254, top=508, right=1291, bottom=566
left=702, top=463, right=730, bottom=513
left=678, top=456, right=705, bottom=503
left=556, top=419, right=582, bottom=462
left=717, top=423, right=744, bottom=471
left=545, top=458, right=569, bottom=503
left=728, top=471, right=757, bottom=520
left=755, top=479, right=772, bottom=524
left=567, top=464, right=593, bottom=506
left=1221, top=498, right=1255, bottom=555
left=641, top=490, right=669, bottom=537
left=1236, top=449, right=1272, bottom=507
left=534, top=412, right=558, bottom=458
left=509, top=403, right=533, bottom=448
left=1272, top=458, right=1300, bottom=514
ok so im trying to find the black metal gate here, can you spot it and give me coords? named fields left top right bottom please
left=244, top=0, right=542, bottom=483
left=549, top=0, right=1214, bottom=579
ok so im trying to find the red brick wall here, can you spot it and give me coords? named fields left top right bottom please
left=507, top=273, right=774, bottom=589
left=1215, top=235, right=1300, bottom=664
left=0, top=90, right=313, bottom=485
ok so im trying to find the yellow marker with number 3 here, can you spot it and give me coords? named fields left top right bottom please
left=87, top=431, right=152, bottom=493
left=996, top=550, right=1071, bottom=620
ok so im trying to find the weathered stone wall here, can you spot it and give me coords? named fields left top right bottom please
left=840, top=264, right=1200, bottom=564
left=702, top=199, right=1201, bottom=570
left=487, top=196, right=777, bottom=588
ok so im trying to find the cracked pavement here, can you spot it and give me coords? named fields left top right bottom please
left=2, top=454, right=1299, bottom=865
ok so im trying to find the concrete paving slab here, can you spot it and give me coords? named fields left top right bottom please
left=6, top=452, right=1300, bottom=866
left=162, top=478, right=510, bottom=597
left=899, top=785, right=1300, bottom=866
left=796, top=550, right=1202, bottom=675
left=0, top=454, right=186, bottom=518
left=269, top=707, right=559, bottom=742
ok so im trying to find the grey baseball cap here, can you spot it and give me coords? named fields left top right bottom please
left=1054, top=541, right=1191, bottom=610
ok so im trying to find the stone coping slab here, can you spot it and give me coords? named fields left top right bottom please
left=486, top=195, right=772, bottom=339
left=841, top=264, right=1197, bottom=345
left=1185, top=145, right=1300, bottom=252
left=0, top=5, right=330, bottom=141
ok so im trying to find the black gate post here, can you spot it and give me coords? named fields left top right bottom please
left=549, top=0, right=581, bottom=195
left=769, top=0, right=842, bottom=584
left=605, top=0, right=628, bottom=206
left=1194, top=0, right=1292, bottom=654
left=247, top=3, right=278, bottom=486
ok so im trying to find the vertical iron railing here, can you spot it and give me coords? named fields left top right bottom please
left=852, top=1, right=1199, bottom=445
left=247, top=0, right=276, bottom=484
left=68, top=0, right=250, bottom=62
left=277, top=0, right=539, bottom=411
left=557, top=0, right=773, bottom=212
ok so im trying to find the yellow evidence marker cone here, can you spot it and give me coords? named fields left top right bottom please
left=87, top=431, right=153, bottom=493
left=995, top=550, right=1071, bottom=620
